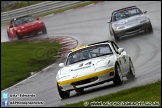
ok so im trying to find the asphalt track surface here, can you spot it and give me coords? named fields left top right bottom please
left=1, top=1, right=161, bottom=107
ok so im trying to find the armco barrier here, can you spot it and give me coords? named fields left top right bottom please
left=1, top=1, right=90, bottom=23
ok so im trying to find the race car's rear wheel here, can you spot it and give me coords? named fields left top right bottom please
left=113, top=63, right=123, bottom=85
left=126, top=59, right=135, bottom=80
left=57, top=83, right=70, bottom=99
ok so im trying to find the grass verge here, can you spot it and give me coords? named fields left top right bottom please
left=1, top=40, right=61, bottom=90
left=63, top=81, right=161, bottom=107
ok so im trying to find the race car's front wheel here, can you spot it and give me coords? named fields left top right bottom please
left=42, top=27, right=47, bottom=34
left=57, top=83, right=70, bottom=99
left=148, top=22, right=153, bottom=32
left=113, top=63, right=123, bottom=85
left=7, top=32, right=11, bottom=38
left=16, top=32, right=22, bottom=40
left=113, top=30, right=120, bottom=41
left=126, top=59, right=135, bottom=80
left=7, top=32, right=13, bottom=41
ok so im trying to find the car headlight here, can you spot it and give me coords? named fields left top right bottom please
left=95, top=60, right=110, bottom=71
left=17, top=30, right=21, bottom=32
left=107, top=60, right=113, bottom=66
left=56, top=74, right=60, bottom=80
left=60, top=75, right=70, bottom=80
left=140, top=20, right=147, bottom=23
left=117, top=26, right=125, bottom=29
left=60, top=69, right=71, bottom=75
left=95, top=66, right=107, bottom=72
left=56, top=73, right=70, bottom=80
left=96, top=60, right=107, bottom=67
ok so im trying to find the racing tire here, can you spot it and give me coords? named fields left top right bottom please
left=126, top=59, right=135, bottom=80
left=7, top=32, right=11, bottom=39
left=7, top=32, right=13, bottom=41
left=113, top=30, right=120, bottom=41
left=43, top=27, right=47, bottom=34
left=7, top=32, right=11, bottom=38
left=57, top=83, right=70, bottom=99
left=16, top=32, right=22, bottom=40
left=113, top=63, right=123, bottom=85
left=148, top=23, right=153, bottom=33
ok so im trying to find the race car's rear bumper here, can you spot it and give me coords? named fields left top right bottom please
left=57, top=67, right=115, bottom=91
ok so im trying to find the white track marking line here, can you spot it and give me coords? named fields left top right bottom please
left=85, top=3, right=94, bottom=8
left=64, top=9, right=74, bottom=13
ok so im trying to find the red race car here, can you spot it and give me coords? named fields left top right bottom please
left=7, top=15, right=47, bottom=40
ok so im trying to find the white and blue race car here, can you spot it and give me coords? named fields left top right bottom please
left=56, top=40, right=135, bottom=99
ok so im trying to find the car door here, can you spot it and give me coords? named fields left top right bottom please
left=111, top=41, right=125, bottom=73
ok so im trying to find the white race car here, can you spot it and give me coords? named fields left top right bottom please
left=56, top=40, right=135, bottom=99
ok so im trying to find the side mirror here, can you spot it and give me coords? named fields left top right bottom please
left=59, top=63, right=65, bottom=67
left=36, top=18, right=39, bottom=20
left=117, top=48, right=124, bottom=54
left=143, top=11, right=147, bottom=14
left=107, top=21, right=111, bottom=23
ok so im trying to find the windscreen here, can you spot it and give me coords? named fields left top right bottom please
left=66, top=44, right=113, bottom=66
left=112, top=8, right=143, bottom=21
left=14, top=16, right=36, bottom=26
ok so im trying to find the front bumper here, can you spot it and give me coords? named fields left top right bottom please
left=17, top=25, right=45, bottom=36
left=114, top=21, right=151, bottom=37
left=57, top=67, right=115, bottom=91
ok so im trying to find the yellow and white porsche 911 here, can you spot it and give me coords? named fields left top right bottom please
left=56, top=40, right=135, bottom=99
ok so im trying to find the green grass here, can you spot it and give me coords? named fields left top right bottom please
left=63, top=81, right=161, bottom=107
left=1, top=41, right=61, bottom=90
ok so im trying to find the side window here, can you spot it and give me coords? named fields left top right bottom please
left=90, top=48, right=98, bottom=58
left=111, top=41, right=119, bottom=54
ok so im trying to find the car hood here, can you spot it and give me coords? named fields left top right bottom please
left=57, top=55, right=115, bottom=81
left=112, top=14, right=149, bottom=28
left=16, top=20, right=42, bottom=29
